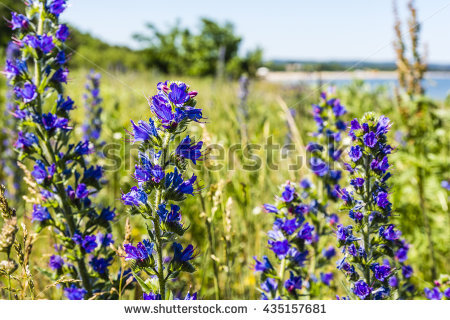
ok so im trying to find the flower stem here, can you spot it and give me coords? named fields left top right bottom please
left=152, top=132, right=171, bottom=299
left=362, top=155, right=372, bottom=297
left=416, top=166, right=437, bottom=279
left=153, top=188, right=165, bottom=299
left=206, top=217, right=220, bottom=299
left=278, top=257, right=286, bottom=297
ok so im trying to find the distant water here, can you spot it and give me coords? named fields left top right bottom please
left=302, top=78, right=450, bottom=100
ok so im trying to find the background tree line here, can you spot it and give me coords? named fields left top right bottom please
left=0, top=1, right=262, bottom=77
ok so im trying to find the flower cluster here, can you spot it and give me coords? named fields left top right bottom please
left=308, top=90, right=347, bottom=201
left=335, top=113, right=414, bottom=300
left=424, top=275, right=450, bottom=300
left=82, top=70, right=104, bottom=146
left=3, top=0, right=125, bottom=299
left=254, top=181, right=338, bottom=299
left=254, top=91, right=347, bottom=299
left=121, top=81, right=202, bottom=300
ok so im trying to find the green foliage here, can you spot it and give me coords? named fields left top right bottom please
left=66, top=27, right=145, bottom=71
left=1, top=64, right=448, bottom=298
left=134, top=18, right=262, bottom=77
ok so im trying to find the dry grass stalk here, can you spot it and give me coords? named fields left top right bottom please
left=393, top=0, right=427, bottom=96
left=16, top=162, right=41, bottom=205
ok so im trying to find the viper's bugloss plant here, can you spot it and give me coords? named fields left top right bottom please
left=335, top=112, right=414, bottom=300
left=82, top=70, right=104, bottom=146
left=3, top=0, right=122, bottom=299
left=121, top=80, right=203, bottom=300
left=254, top=181, right=338, bottom=299
left=254, top=92, right=346, bottom=299
left=308, top=90, right=347, bottom=202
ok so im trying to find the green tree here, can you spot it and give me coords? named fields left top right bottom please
left=134, top=18, right=261, bottom=77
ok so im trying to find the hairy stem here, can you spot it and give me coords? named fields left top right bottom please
left=152, top=132, right=170, bottom=299
left=362, top=155, right=372, bottom=296
left=278, top=257, right=286, bottom=297
left=153, top=189, right=165, bottom=299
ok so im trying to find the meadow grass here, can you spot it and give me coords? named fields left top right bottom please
left=1, top=68, right=449, bottom=299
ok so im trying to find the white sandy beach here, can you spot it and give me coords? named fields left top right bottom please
left=264, top=70, right=450, bottom=82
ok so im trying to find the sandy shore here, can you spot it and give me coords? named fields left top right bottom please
left=264, top=70, right=450, bottom=82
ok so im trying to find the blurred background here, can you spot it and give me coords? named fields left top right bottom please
left=0, top=0, right=449, bottom=299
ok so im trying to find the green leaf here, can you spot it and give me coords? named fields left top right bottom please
left=131, top=270, right=152, bottom=294
left=165, top=290, right=173, bottom=300
left=144, top=277, right=159, bottom=293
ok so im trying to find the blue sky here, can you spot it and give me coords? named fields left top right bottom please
left=62, top=0, right=450, bottom=63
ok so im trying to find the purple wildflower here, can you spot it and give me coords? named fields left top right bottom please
left=253, top=256, right=273, bottom=273
left=121, top=186, right=148, bottom=206
left=424, top=287, right=442, bottom=300
left=363, top=132, right=377, bottom=148
left=269, top=239, right=290, bottom=259
left=56, top=24, right=70, bottom=42
left=168, top=82, right=190, bottom=105
left=349, top=145, right=362, bottom=162
left=48, top=0, right=67, bottom=16
left=64, top=285, right=86, bottom=300
left=322, top=246, right=336, bottom=259
left=81, top=235, right=98, bottom=253
left=15, top=82, right=37, bottom=103
left=297, top=222, right=314, bottom=241
left=143, top=292, right=162, bottom=300
left=353, top=280, right=371, bottom=299
left=281, top=183, right=295, bottom=202
left=8, top=12, right=28, bottom=30
left=176, top=136, right=203, bottom=164
left=285, top=271, right=302, bottom=292
left=130, top=119, right=157, bottom=143
left=261, top=278, right=278, bottom=293
left=402, top=265, right=413, bottom=278
left=263, top=204, right=278, bottom=213
left=172, top=243, right=197, bottom=263
left=89, top=257, right=112, bottom=274
left=49, top=255, right=64, bottom=270
left=379, top=225, right=401, bottom=241
left=320, top=272, right=333, bottom=286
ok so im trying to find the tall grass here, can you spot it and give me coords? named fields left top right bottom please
left=1, top=67, right=449, bottom=299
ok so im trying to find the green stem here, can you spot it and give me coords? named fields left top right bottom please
left=362, top=155, right=372, bottom=297
left=118, top=268, right=124, bottom=300
left=277, top=258, right=286, bottom=297
left=200, top=195, right=220, bottom=299
left=8, top=274, right=12, bottom=300
left=152, top=132, right=170, bottom=299
left=206, top=218, right=220, bottom=299
left=153, top=189, right=165, bottom=299
left=417, top=166, right=437, bottom=279
left=7, top=250, right=12, bottom=300
left=362, top=228, right=371, bottom=284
